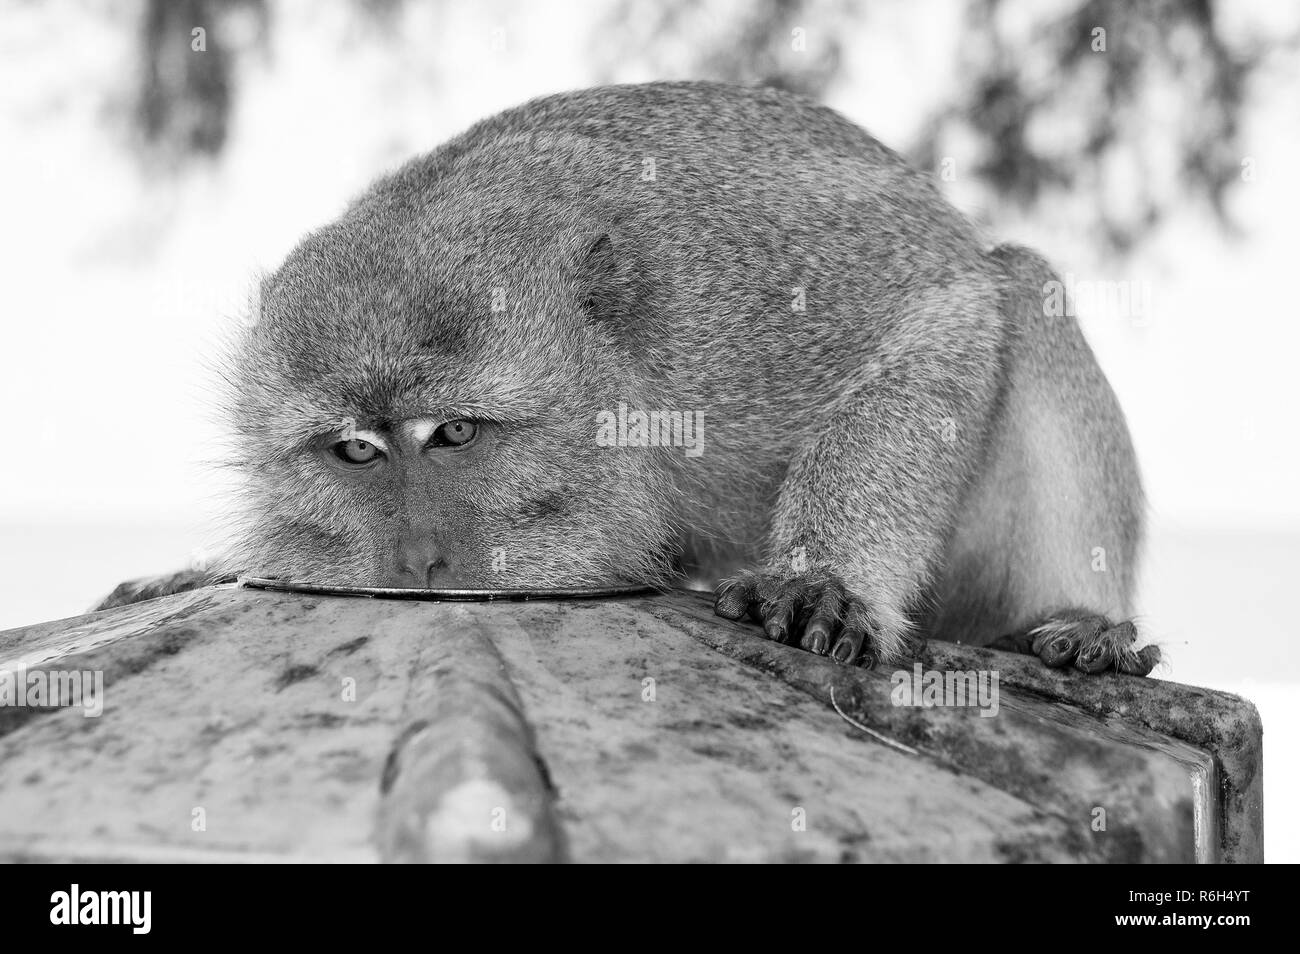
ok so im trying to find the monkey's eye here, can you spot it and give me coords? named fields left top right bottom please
left=429, top=419, right=478, bottom=448
left=333, top=439, right=381, bottom=465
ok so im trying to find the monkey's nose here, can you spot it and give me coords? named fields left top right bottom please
left=392, top=537, right=447, bottom=588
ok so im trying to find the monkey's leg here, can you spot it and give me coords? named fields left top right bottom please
left=92, top=568, right=235, bottom=612
left=929, top=245, right=1153, bottom=676
left=990, top=611, right=1160, bottom=676
left=716, top=296, right=1002, bottom=668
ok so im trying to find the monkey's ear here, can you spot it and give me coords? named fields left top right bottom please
left=569, top=231, right=630, bottom=325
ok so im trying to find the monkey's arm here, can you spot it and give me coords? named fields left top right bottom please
left=716, top=288, right=1003, bottom=666
left=92, top=568, right=237, bottom=612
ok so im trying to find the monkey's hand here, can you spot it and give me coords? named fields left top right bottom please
left=713, top=568, right=922, bottom=669
left=91, top=568, right=235, bottom=612
left=991, top=613, right=1160, bottom=677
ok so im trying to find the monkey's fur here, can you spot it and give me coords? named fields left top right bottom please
left=105, top=82, right=1158, bottom=676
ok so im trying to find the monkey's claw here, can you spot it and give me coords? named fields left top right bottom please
left=714, top=571, right=917, bottom=668
left=993, top=613, right=1159, bottom=676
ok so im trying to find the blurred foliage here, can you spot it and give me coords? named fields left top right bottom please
left=131, top=0, right=1294, bottom=253
left=598, top=0, right=1292, bottom=255
left=136, top=0, right=266, bottom=165
left=909, top=0, right=1277, bottom=254
left=600, top=0, right=854, bottom=99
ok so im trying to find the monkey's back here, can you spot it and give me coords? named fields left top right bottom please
left=370, top=82, right=1002, bottom=441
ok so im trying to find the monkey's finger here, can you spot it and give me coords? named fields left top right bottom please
left=799, top=591, right=841, bottom=655
left=1078, top=620, right=1136, bottom=673
left=1031, top=616, right=1106, bottom=657
left=762, top=597, right=797, bottom=644
left=1030, top=629, right=1057, bottom=657
left=829, top=627, right=870, bottom=666
left=800, top=613, right=836, bottom=655
left=1074, top=640, right=1115, bottom=674
left=714, top=579, right=754, bottom=620
left=1117, top=644, right=1160, bottom=677
left=1104, top=620, right=1139, bottom=648
left=1036, top=634, right=1080, bottom=668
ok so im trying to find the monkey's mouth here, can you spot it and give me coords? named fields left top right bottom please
left=238, top=577, right=655, bottom=602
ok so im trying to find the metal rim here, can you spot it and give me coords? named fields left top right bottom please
left=238, top=577, right=657, bottom=602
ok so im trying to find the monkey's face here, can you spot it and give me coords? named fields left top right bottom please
left=222, top=213, right=676, bottom=590
left=230, top=405, right=673, bottom=589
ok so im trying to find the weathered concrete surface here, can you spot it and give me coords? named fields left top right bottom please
left=652, top=591, right=1261, bottom=863
left=0, top=585, right=1262, bottom=862
left=374, top=620, right=566, bottom=863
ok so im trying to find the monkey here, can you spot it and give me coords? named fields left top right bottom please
left=95, top=81, right=1158, bottom=677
